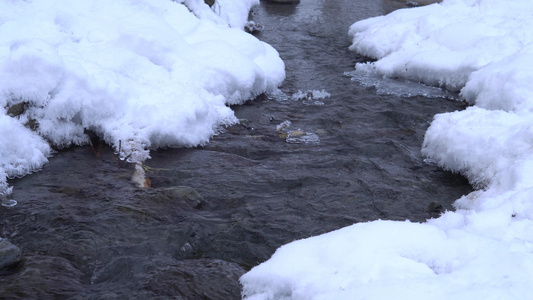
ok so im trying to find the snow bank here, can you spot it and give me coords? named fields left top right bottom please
left=241, top=0, right=533, bottom=299
left=349, top=0, right=533, bottom=91
left=0, top=114, right=51, bottom=196
left=241, top=218, right=533, bottom=300
left=0, top=0, right=284, bottom=194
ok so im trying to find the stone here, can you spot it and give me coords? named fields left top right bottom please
left=144, top=186, right=204, bottom=209
left=427, top=201, right=445, bottom=218
left=0, top=239, right=22, bottom=269
left=6, top=102, right=28, bottom=117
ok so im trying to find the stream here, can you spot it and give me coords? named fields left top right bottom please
left=0, top=0, right=471, bottom=299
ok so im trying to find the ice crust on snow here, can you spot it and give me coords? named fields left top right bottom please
left=0, top=0, right=284, bottom=195
left=344, top=69, right=460, bottom=100
left=241, top=0, right=533, bottom=299
left=291, top=90, right=330, bottom=106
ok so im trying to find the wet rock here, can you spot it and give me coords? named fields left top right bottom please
left=239, top=118, right=252, bottom=129
left=146, top=186, right=203, bottom=209
left=50, top=186, right=81, bottom=197
left=6, top=102, right=28, bottom=117
left=0, top=255, right=84, bottom=298
left=427, top=201, right=445, bottom=218
left=90, top=257, right=245, bottom=299
left=204, top=0, right=215, bottom=7
left=0, top=239, right=22, bottom=269
left=143, top=258, right=246, bottom=299
left=165, top=186, right=202, bottom=206
left=24, top=118, right=39, bottom=130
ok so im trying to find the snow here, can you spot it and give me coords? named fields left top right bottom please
left=291, top=90, right=330, bottom=106
left=241, top=0, right=533, bottom=299
left=0, top=0, right=284, bottom=195
left=0, top=114, right=51, bottom=196
left=348, top=0, right=533, bottom=91
left=242, top=219, right=533, bottom=300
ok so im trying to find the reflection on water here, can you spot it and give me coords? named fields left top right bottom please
left=0, top=0, right=470, bottom=299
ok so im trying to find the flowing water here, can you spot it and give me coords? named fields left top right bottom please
left=0, top=0, right=470, bottom=299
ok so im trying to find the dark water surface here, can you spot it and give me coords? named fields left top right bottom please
left=0, top=0, right=470, bottom=299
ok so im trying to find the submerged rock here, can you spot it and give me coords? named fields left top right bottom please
left=0, top=255, right=84, bottom=298
left=427, top=201, right=445, bottom=218
left=0, top=239, right=21, bottom=269
left=142, top=186, right=204, bottom=209
left=276, top=120, right=320, bottom=144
